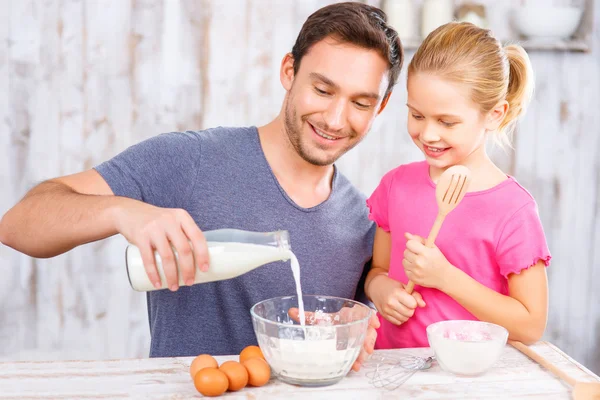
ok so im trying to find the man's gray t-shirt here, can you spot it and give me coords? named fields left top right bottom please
left=94, top=126, right=375, bottom=357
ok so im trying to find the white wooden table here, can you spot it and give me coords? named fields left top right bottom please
left=1, top=342, right=598, bottom=399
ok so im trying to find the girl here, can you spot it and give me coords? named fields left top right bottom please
left=364, top=22, right=551, bottom=349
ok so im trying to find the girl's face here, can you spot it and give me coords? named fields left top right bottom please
left=406, top=73, right=503, bottom=172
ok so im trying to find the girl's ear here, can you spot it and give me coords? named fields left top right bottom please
left=485, top=100, right=509, bottom=131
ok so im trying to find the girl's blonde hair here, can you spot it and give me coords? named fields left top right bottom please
left=408, top=22, right=534, bottom=148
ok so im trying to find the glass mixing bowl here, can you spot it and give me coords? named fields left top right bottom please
left=250, top=295, right=372, bottom=387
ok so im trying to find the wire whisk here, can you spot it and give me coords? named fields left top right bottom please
left=364, top=353, right=435, bottom=391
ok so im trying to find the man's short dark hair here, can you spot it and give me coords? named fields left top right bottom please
left=291, top=2, right=404, bottom=97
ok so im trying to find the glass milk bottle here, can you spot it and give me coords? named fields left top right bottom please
left=125, top=229, right=291, bottom=292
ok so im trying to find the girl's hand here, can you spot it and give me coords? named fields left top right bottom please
left=402, top=232, right=454, bottom=290
left=368, top=275, right=426, bottom=325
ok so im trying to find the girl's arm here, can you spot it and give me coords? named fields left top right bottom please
left=402, top=232, right=548, bottom=344
left=365, top=228, right=425, bottom=325
left=441, top=260, right=548, bottom=344
left=364, top=227, right=392, bottom=297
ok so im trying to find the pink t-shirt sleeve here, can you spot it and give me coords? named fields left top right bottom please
left=495, top=200, right=552, bottom=277
left=366, top=168, right=399, bottom=232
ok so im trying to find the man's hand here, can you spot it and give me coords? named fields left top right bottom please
left=351, top=311, right=379, bottom=372
left=114, top=202, right=209, bottom=291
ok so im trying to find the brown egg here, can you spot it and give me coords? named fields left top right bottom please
left=219, top=360, right=248, bottom=391
left=189, top=354, right=218, bottom=379
left=239, top=345, right=265, bottom=363
left=193, top=367, right=229, bottom=397
left=243, top=357, right=271, bottom=387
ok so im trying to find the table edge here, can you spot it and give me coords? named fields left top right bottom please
left=540, top=341, right=600, bottom=381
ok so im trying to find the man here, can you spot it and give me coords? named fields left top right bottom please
left=0, top=2, right=403, bottom=371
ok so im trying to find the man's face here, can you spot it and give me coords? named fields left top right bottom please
left=280, top=37, right=391, bottom=166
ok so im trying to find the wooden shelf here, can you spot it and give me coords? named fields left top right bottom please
left=516, top=39, right=591, bottom=52
left=382, top=0, right=594, bottom=54
left=401, top=38, right=590, bottom=53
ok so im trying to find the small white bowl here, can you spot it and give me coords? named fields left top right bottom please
left=427, top=320, right=508, bottom=376
left=512, top=6, right=583, bottom=41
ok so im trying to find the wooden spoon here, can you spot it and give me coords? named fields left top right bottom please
left=405, top=165, right=472, bottom=294
left=510, top=340, right=600, bottom=400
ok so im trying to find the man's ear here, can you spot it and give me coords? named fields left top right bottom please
left=377, top=92, right=392, bottom=115
left=485, top=100, right=509, bottom=131
left=280, top=53, right=295, bottom=91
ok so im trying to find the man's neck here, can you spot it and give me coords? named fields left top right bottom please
left=257, top=118, right=335, bottom=208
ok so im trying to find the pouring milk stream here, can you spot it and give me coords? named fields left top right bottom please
left=125, top=229, right=306, bottom=326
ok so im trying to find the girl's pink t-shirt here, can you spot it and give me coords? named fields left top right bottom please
left=366, top=161, right=551, bottom=349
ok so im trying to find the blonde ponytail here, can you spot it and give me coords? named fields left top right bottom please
left=408, top=22, right=535, bottom=149
left=499, top=45, right=534, bottom=142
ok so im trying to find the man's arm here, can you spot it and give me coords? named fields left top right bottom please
left=0, top=169, right=209, bottom=291
left=0, top=169, right=121, bottom=258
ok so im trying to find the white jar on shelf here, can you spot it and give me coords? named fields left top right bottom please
left=382, top=0, right=417, bottom=40
left=421, top=0, right=454, bottom=39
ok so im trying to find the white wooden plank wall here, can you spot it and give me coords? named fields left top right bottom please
left=0, top=0, right=598, bottom=376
